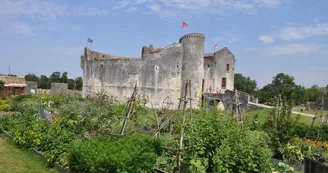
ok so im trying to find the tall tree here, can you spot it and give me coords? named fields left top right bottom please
left=234, top=73, right=257, bottom=94
left=61, top=72, right=68, bottom=83
left=75, top=77, right=83, bottom=90
left=49, top=72, right=61, bottom=83
left=258, top=73, right=306, bottom=105
left=24, top=73, right=39, bottom=82
left=38, top=75, right=51, bottom=89
left=305, top=85, right=327, bottom=102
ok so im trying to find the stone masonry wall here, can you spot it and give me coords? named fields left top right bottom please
left=81, top=33, right=235, bottom=109
left=82, top=43, right=183, bottom=108
left=25, top=81, right=38, bottom=95
left=50, top=83, right=68, bottom=95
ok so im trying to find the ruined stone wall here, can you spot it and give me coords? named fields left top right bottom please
left=25, top=81, right=38, bottom=95
left=50, top=83, right=68, bottom=95
left=82, top=44, right=183, bottom=108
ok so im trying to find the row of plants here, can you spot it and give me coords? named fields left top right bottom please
left=0, top=94, right=163, bottom=172
left=1, top=93, right=327, bottom=172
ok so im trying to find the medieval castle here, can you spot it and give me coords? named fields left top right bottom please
left=81, top=33, right=235, bottom=108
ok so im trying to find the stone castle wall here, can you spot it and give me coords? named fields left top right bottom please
left=81, top=33, right=235, bottom=109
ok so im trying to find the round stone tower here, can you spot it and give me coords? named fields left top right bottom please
left=180, top=33, right=205, bottom=108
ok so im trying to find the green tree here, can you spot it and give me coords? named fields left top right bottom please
left=305, top=85, right=327, bottom=102
left=75, top=77, right=83, bottom=90
left=49, top=72, right=61, bottom=83
left=67, top=79, right=75, bottom=90
left=24, top=73, right=39, bottom=82
left=258, top=73, right=306, bottom=105
left=234, top=73, right=257, bottom=94
left=38, top=75, right=50, bottom=89
left=61, top=72, right=68, bottom=83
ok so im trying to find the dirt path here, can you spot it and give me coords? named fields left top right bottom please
left=249, top=102, right=315, bottom=118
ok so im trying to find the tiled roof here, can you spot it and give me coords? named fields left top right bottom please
left=204, top=53, right=214, bottom=57
left=0, top=76, right=27, bottom=87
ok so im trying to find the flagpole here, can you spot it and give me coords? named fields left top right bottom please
left=181, top=25, right=183, bottom=37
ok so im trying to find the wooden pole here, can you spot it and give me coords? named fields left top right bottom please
left=317, top=97, right=325, bottom=140
left=177, top=80, right=189, bottom=173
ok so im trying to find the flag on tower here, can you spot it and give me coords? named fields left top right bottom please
left=87, top=38, right=93, bottom=43
left=182, top=22, right=188, bottom=28
left=214, top=43, right=218, bottom=48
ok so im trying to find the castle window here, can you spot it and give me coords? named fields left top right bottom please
left=226, top=64, right=230, bottom=72
left=221, top=78, right=226, bottom=89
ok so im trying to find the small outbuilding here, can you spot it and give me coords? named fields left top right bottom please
left=0, top=76, right=27, bottom=97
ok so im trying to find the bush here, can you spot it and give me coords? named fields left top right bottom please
left=68, top=134, right=162, bottom=173
left=183, top=113, right=273, bottom=173
left=262, top=97, right=299, bottom=159
left=294, top=123, right=328, bottom=141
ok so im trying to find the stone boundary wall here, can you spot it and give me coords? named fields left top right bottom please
left=50, top=83, right=68, bottom=95
left=25, top=81, right=38, bottom=95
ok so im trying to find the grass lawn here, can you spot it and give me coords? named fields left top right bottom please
left=243, top=109, right=318, bottom=126
left=0, top=135, right=58, bottom=173
left=293, top=108, right=328, bottom=116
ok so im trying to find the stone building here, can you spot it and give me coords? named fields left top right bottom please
left=81, top=33, right=235, bottom=108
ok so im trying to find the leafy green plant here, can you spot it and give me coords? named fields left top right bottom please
left=68, top=134, right=162, bottom=173
left=271, top=161, right=294, bottom=173
left=262, top=96, right=300, bottom=159
left=183, top=113, right=273, bottom=173
left=278, top=139, right=313, bottom=163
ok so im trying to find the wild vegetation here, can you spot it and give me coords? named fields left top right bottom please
left=0, top=92, right=327, bottom=173
left=24, top=72, right=82, bottom=90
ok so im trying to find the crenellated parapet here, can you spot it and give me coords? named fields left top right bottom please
left=84, top=47, right=139, bottom=61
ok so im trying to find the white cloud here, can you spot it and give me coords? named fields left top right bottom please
left=113, top=0, right=130, bottom=9
left=149, top=4, right=161, bottom=13
left=260, top=23, right=328, bottom=42
left=258, top=35, right=275, bottom=44
left=2, top=22, right=35, bottom=36
left=109, top=0, right=286, bottom=18
left=0, top=0, right=108, bottom=22
left=125, top=7, right=138, bottom=12
left=279, top=23, right=328, bottom=40
left=253, top=0, right=283, bottom=8
left=246, top=43, right=320, bottom=55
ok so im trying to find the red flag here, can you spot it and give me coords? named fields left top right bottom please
left=182, top=22, right=188, bottom=28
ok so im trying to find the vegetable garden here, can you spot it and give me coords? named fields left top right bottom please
left=0, top=91, right=328, bottom=173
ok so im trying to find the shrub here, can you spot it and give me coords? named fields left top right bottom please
left=262, top=97, right=299, bottom=159
left=183, top=113, right=273, bottom=173
left=68, top=134, right=162, bottom=173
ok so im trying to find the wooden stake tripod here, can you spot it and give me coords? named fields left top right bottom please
left=155, top=80, right=193, bottom=173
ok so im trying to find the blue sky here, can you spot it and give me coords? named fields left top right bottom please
left=0, top=0, right=327, bottom=88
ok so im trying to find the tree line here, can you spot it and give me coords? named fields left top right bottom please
left=234, top=73, right=327, bottom=105
left=24, top=72, right=83, bottom=90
